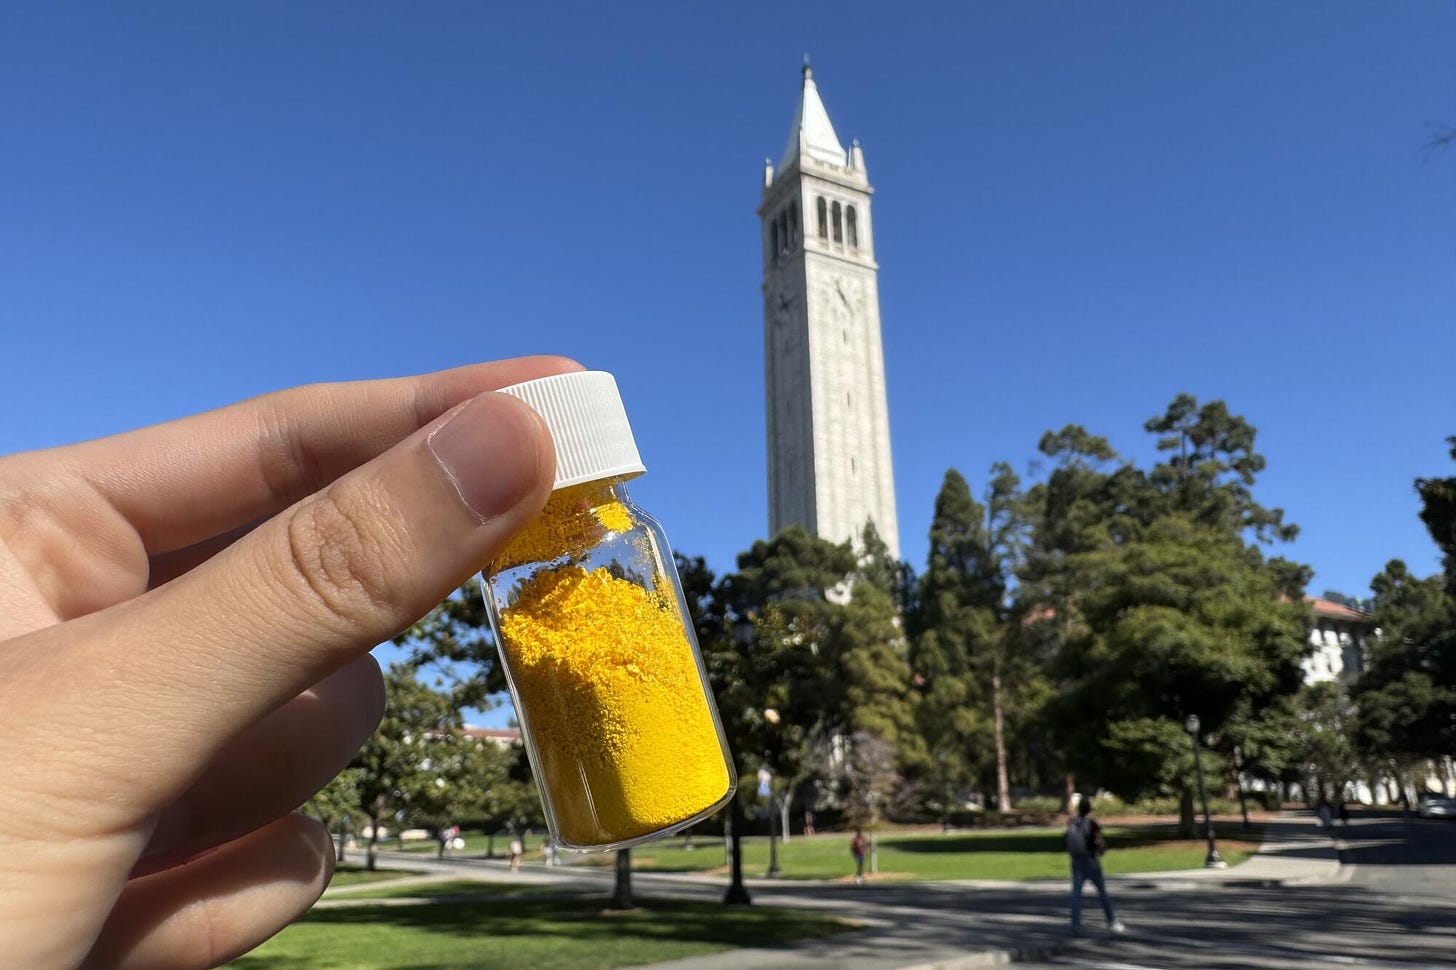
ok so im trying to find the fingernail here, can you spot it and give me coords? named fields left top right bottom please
left=427, top=394, right=548, bottom=520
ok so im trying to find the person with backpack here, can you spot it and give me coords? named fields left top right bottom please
left=1067, top=796, right=1125, bottom=935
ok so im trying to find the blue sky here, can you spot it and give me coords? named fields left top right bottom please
left=3, top=3, right=1452, bottom=720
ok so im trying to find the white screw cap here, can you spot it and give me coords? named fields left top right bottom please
left=496, top=371, right=645, bottom=489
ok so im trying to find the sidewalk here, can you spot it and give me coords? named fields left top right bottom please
left=352, top=812, right=1341, bottom=970
left=631, top=814, right=1341, bottom=970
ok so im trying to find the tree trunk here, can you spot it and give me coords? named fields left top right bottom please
left=367, top=815, right=381, bottom=871
left=609, top=849, right=633, bottom=910
left=336, top=819, right=348, bottom=863
left=939, top=754, right=952, bottom=830
left=992, top=670, right=1012, bottom=812
left=779, top=794, right=792, bottom=846
left=1178, top=790, right=1196, bottom=839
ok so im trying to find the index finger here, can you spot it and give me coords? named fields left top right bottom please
left=16, top=385, right=558, bottom=823
left=60, top=355, right=582, bottom=556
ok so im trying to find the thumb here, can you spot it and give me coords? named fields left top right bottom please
left=50, top=390, right=554, bottom=796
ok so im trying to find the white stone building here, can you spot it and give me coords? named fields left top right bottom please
left=759, top=65, right=900, bottom=558
left=1301, top=596, right=1373, bottom=685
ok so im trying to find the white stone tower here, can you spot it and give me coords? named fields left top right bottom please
left=760, top=64, right=899, bottom=559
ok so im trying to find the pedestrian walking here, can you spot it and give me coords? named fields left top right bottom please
left=850, top=828, right=868, bottom=885
left=509, top=835, right=524, bottom=871
left=1067, top=797, right=1125, bottom=935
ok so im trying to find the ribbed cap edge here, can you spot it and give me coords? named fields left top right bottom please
left=495, top=371, right=645, bottom=489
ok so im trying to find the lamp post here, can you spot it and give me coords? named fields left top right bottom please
left=766, top=790, right=783, bottom=877
left=762, top=708, right=783, bottom=878
left=723, top=617, right=755, bottom=905
left=723, top=799, right=752, bottom=905
left=1184, top=714, right=1227, bottom=868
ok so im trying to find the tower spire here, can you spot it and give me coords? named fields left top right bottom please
left=779, top=61, right=846, bottom=171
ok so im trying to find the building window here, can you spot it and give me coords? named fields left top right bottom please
left=787, top=203, right=799, bottom=249
left=831, top=201, right=843, bottom=243
left=778, top=210, right=789, bottom=256
left=816, top=197, right=827, bottom=238
left=770, top=221, right=780, bottom=262
left=846, top=205, right=858, bottom=248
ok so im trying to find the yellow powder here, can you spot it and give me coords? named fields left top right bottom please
left=497, top=564, right=731, bottom=847
left=494, top=481, right=635, bottom=573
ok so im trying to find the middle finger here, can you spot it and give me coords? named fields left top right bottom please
left=133, top=654, right=385, bottom=876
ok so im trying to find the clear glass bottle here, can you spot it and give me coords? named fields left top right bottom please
left=482, top=371, right=735, bottom=851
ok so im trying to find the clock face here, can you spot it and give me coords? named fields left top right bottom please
left=767, top=285, right=799, bottom=329
left=819, top=274, right=864, bottom=324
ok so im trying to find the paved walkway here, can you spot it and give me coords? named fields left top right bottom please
left=341, top=813, right=1341, bottom=970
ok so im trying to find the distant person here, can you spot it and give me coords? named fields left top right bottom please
left=804, top=809, right=816, bottom=836
left=439, top=823, right=460, bottom=858
left=509, top=835, right=524, bottom=871
left=1317, top=799, right=1333, bottom=830
left=850, top=828, right=868, bottom=885
left=1338, top=801, right=1350, bottom=827
left=1067, top=797, right=1125, bottom=935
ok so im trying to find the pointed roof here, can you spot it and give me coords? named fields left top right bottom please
left=780, top=63, right=847, bottom=171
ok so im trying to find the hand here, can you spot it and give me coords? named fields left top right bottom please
left=0, top=356, right=577, bottom=969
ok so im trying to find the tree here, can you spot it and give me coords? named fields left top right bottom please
left=838, top=523, right=918, bottom=756
left=609, top=849, right=634, bottom=910
left=350, top=665, right=478, bottom=869
left=907, top=470, right=995, bottom=823
left=1027, top=398, right=1309, bottom=835
left=1354, top=439, right=1456, bottom=792
left=301, top=768, right=362, bottom=862
left=1290, top=681, right=1361, bottom=803
left=392, top=582, right=506, bottom=716
left=713, top=527, right=913, bottom=867
left=1355, top=559, right=1456, bottom=775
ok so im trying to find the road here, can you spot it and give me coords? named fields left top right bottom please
left=1020, top=812, right=1456, bottom=970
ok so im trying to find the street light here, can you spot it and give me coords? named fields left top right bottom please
left=1184, top=714, right=1227, bottom=869
left=723, top=617, right=755, bottom=905
left=762, top=709, right=783, bottom=878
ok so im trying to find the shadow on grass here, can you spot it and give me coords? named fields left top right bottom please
left=336, top=881, right=592, bottom=902
left=229, top=896, right=848, bottom=970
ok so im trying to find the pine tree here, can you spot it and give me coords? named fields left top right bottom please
left=908, top=470, right=998, bottom=821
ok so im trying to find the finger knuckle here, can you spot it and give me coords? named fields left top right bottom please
left=282, top=487, right=400, bottom=628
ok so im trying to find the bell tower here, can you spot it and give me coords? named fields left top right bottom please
left=759, top=64, right=899, bottom=558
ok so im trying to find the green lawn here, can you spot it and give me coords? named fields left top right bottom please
left=367, top=825, right=1261, bottom=882
left=326, top=864, right=426, bottom=889
left=600, top=825, right=1263, bottom=881
left=227, top=897, right=849, bottom=970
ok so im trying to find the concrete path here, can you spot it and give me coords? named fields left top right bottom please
left=340, top=812, right=1343, bottom=969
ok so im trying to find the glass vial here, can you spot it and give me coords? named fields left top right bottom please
left=482, top=371, right=736, bottom=851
